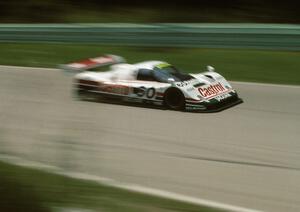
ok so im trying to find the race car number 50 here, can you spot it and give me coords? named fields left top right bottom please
left=136, top=87, right=156, bottom=99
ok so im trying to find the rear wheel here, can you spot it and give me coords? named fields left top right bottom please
left=164, top=88, right=185, bottom=111
left=75, top=89, right=98, bottom=101
left=75, top=79, right=100, bottom=101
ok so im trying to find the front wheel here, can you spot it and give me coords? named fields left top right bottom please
left=164, top=88, right=185, bottom=111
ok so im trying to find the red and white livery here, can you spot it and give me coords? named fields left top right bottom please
left=61, top=55, right=243, bottom=112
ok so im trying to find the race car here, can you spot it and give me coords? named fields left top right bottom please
left=61, top=55, right=243, bottom=112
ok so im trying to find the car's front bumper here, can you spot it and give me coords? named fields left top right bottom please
left=185, top=93, right=243, bottom=112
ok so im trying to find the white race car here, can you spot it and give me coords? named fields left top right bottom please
left=61, top=55, right=243, bottom=112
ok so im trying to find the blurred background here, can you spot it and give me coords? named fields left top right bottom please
left=0, top=0, right=300, bottom=23
left=1, top=1, right=300, bottom=212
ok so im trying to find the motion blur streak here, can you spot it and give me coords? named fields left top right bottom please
left=0, top=65, right=300, bottom=212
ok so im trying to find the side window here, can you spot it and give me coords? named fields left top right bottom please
left=136, top=69, right=156, bottom=81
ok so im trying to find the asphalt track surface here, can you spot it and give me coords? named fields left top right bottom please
left=0, top=65, right=300, bottom=212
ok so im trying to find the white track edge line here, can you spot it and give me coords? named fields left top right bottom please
left=0, top=154, right=262, bottom=212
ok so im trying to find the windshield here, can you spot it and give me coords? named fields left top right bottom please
left=153, top=64, right=194, bottom=83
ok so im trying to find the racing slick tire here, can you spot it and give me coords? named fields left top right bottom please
left=164, top=88, right=185, bottom=111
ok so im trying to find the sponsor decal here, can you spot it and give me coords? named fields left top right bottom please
left=176, top=80, right=194, bottom=87
left=100, top=84, right=130, bottom=95
left=198, top=82, right=226, bottom=98
left=215, top=93, right=231, bottom=102
left=185, top=105, right=206, bottom=110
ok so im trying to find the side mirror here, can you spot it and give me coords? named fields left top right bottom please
left=207, top=65, right=215, bottom=72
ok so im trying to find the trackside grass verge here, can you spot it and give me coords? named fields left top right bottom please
left=0, top=161, right=223, bottom=212
left=0, top=43, right=299, bottom=85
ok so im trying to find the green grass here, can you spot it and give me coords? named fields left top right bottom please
left=0, top=43, right=299, bottom=85
left=0, top=161, right=222, bottom=212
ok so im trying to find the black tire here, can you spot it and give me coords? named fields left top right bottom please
left=164, top=88, right=185, bottom=110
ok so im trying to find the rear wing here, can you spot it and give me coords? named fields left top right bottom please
left=59, top=54, right=125, bottom=72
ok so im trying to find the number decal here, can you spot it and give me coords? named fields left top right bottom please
left=134, top=87, right=156, bottom=99
left=135, top=86, right=146, bottom=97
left=146, top=88, right=155, bottom=98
